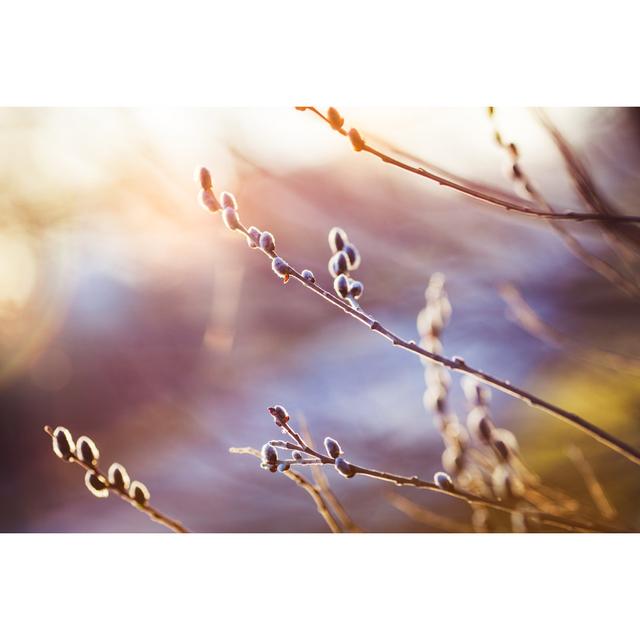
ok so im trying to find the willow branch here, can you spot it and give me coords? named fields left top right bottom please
left=298, top=106, right=640, bottom=224
left=202, top=200, right=640, bottom=467
left=44, top=426, right=189, bottom=533
left=387, top=492, right=473, bottom=533
left=229, top=447, right=341, bottom=533
left=247, top=416, right=628, bottom=533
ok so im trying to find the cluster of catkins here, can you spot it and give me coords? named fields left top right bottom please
left=260, top=405, right=356, bottom=478
left=51, top=426, right=150, bottom=506
left=327, top=227, right=363, bottom=302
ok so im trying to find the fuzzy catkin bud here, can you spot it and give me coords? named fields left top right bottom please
left=301, top=269, right=316, bottom=284
left=195, top=166, right=212, bottom=190
left=222, top=206, right=241, bottom=231
left=327, top=107, right=344, bottom=131
left=269, top=405, right=289, bottom=424
left=271, top=257, right=290, bottom=279
left=85, top=471, right=109, bottom=498
left=292, top=451, right=303, bottom=460
left=76, top=436, right=99, bottom=466
left=198, top=188, right=220, bottom=213
left=129, top=481, right=150, bottom=506
left=494, top=440, right=510, bottom=462
left=108, top=463, right=130, bottom=492
left=348, top=128, right=365, bottom=152
left=334, top=274, right=349, bottom=298
left=334, top=456, right=355, bottom=478
left=343, top=243, right=361, bottom=270
left=261, top=443, right=278, bottom=467
left=220, top=191, right=237, bottom=210
left=52, top=426, right=75, bottom=461
left=324, top=437, right=341, bottom=459
left=328, top=227, right=348, bottom=253
left=333, top=251, right=349, bottom=275
left=246, top=226, right=261, bottom=248
left=259, top=231, right=276, bottom=253
left=349, top=280, right=364, bottom=299
left=434, top=471, right=454, bottom=491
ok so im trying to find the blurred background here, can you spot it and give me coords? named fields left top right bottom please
left=1, top=107, right=639, bottom=532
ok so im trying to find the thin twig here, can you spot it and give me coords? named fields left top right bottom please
left=236, top=415, right=629, bottom=533
left=567, top=445, right=618, bottom=521
left=298, top=106, right=640, bottom=224
left=387, top=492, right=472, bottom=533
left=44, top=426, right=189, bottom=533
left=298, top=416, right=362, bottom=532
left=229, top=447, right=341, bottom=532
left=500, top=283, right=640, bottom=376
left=200, top=192, right=640, bottom=466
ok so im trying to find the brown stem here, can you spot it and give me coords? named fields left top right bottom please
left=43, top=426, right=189, bottom=533
left=227, top=220, right=640, bottom=468
left=299, top=106, right=640, bottom=224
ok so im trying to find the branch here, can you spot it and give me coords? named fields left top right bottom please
left=242, top=411, right=629, bottom=533
left=44, top=426, right=189, bottom=533
left=229, top=447, right=342, bottom=533
left=194, top=173, right=640, bottom=467
left=297, top=106, right=640, bottom=224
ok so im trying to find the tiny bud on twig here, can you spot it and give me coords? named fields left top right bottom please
left=271, top=257, right=291, bottom=279
left=334, top=274, right=349, bottom=298
left=269, top=405, right=290, bottom=424
left=195, top=166, right=212, bottom=190
left=348, top=128, right=365, bottom=152
left=328, top=227, right=348, bottom=253
left=301, top=269, right=316, bottom=284
left=343, top=243, right=361, bottom=270
left=324, top=437, right=342, bottom=459
left=434, top=471, right=454, bottom=491
left=108, top=462, right=131, bottom=492
left=76, top=436, right=100, bottom=467
left=261, top=443, right=278, bottom=467
left=334, top=456, right=355, bottom=478
left=198, top=189, right=221, bottom=213
left=222, top=206, right=241, bottom=231
left=327, top=107, right=344, bottom=131
left=52, top=426, right=75, bottom=461
left=85, top=471, right=109, bottom=498
left=129, top=481, right=150, bottom=506
left=259, top=231, right=276, bottom=253
left=246, top=226, right=261, bottom=249
left=349, top=280, right=364, bottom=299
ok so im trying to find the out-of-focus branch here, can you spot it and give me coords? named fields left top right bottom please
left=387, top=492, right=472, bottom=532
left=297, top=106, right=640, bottom=224
left=195, top=170, right=640, bottom=467
left=488, top=108, right=640, bottom=298
left=567, top=445, right=618, bottom=521
left=229, top=447, right=341, bottom=533
left=500, top=283, right=640, bottom=377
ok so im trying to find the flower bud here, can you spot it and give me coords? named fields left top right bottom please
left=268, top=405, right=289, bottom=424
left=327, top=107, right=344, bottom=130
left=198, top=188, right=221, bottom=213
left=195, top=166, right=212, bottom=190
left=85, top=471, right=109, bottom=498
left=434, top=471, right=454, bottom=491
left=442, top=446, right=465, bottom=475
left=334, top=274, right=349, bottom=298
left=259, top=231, right=276, bottom=253
left=222, top=206, right=241, bottom=231
left=343, top=243, right=361, bottom=270
left=348, top=128, right=365, bottom=152
left=334, top=456, right=355, bottom=478
left=328, top=227, right=348, bottom=253
left=301, top=269, right=316, bottom=284
left=108, top=463, right=131, bottom=492
left=271, top=257, right=290, bottom=279
left=349, top=280, right=364, bottom=299
left=462, top=378, right=490, bottom=406
left=277, top=463, right=290, bottom=473
left=129, top=481, right=150, bottom=506
left=333, top=251, right=349, bottom=275
left=493, top=439, right=510, bottom=462
left=52, top=426, right=75, bottom=461
left=324, top=437, right=341, bottom=459
left=292, top=451, right=303, bottom=460
left=76, top=436, right=99, bottom=466
left=246, top=226, right=261, bottom=248
left=220, top=191, right=237, bottom=210
left=423, top=387, right=447, bottom=414
left=467, top=407, right=494, bottom=443
left=261, top=443, right=278, bottom=466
